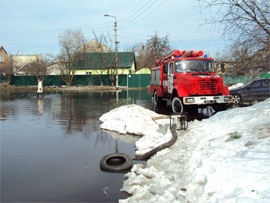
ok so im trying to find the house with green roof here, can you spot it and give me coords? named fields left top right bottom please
left=73, top=52, right=136, bottom=75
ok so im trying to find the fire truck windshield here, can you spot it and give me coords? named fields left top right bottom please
left=174, top=59, right=214, bottom=73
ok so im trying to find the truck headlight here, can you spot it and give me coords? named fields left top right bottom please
left=224, top=96, right=231, bottom=102
left=185, top=98, right=194, bottom=103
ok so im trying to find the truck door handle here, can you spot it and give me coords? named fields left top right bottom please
left=173, top=76, right=176, bottom=79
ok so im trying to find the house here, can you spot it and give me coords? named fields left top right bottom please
left=73, top=52, right=136, bottom=75
left=0, top=46, right=9, bottom=69
left=215, top=62, right=233, bottom=76
left=11, top=54, right=43, bottom=75
left=78, top=40, right=111, bottom=53
left=134, top=67, right=151, bottom=74
left=46, top=63, right=62, bottom=75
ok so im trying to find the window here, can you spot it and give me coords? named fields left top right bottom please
left=151, top=71, right=155, bottom=84
left=262, top=79, right=270, bottom=88
left=163, top=63, right=168, bottom=74
left=0, top=55, right=4, bottom=63
left=174, top=59, right=215, bottom=73
left=168, top=62, right=173, bottom=74
left=249, top=80, right=263, bottom=88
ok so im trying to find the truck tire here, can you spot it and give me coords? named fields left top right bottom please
left=100, top=153, right=133, bottom=173
left=172, top=97, right=184, bottom=113
left=153, top=91, right=160, bottom=107
left=154, top=91, right=166, bottom=108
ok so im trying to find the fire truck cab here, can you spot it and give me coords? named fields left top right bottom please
left=150, top=50, right=232, bottom=113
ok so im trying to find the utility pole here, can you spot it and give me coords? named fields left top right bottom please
left=104, top=14, right=118, bottom=88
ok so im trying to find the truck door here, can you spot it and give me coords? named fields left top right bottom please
left=168, top=62, right=174, bottom=94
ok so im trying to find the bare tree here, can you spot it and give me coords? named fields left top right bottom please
left=230, top=41, right=270, bottom=76
left=147, top=32, right=171, bottom=59
left=58, top=29, right=86, bottom=86
left=199, top=0, right=270, bottom=76
left=90, top=32, right=132, bottom=87
left=23, top=56, right=56, bottom=82
left=92, top=32, right=113, bottom=86
left=136, top=32, right=171, bottom=68
left=0, top=56, right=14, bottom=85
left=199, top=0, right=269, bottom=45
left=93, top=32, right=122, bottom=87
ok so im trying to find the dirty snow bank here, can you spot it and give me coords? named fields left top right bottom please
left=120, top=99, right=270, bottom=203
left=99, top=104, right=172, bottom=156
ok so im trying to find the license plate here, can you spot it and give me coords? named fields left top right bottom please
left=204, top=100, right=215, bottom=104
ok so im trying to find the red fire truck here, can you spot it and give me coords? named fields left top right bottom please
left=150, top=50, right=232, bottom=113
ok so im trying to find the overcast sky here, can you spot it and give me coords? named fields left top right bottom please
left=1, top=0, right=227, bottom=57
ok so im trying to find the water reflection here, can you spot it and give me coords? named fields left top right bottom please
left=0, top=89, right=152, bottom=202
left=37, top=99, right=43, bottom=114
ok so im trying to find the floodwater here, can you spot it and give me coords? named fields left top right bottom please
left=0, top=89, right=153, bottom=202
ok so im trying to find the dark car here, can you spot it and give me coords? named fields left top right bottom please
left=230, top=78, right=270, bottom=105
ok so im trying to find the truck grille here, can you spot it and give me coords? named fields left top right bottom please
left=197, top=79, right=219, bottom=93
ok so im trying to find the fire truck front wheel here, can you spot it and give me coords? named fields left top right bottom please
left=172, top=97, right=184, bottom=113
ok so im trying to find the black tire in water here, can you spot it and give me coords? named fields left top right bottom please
left=100, top=153, right=133, bottom=173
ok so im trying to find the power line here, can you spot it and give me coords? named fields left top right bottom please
left=2, top=1, right=167, bottom=49
left=118, top=0, right=156, bottom=24
left=0, top=21, right=113, bottom=40
left=120, top=0, right=159, bottom=28
left=120, top=0, right=168, bottom=30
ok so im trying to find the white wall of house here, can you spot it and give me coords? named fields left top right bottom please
left=74, top=62, right=136, bottom=75
left=47, top=63, right=62, bottom=75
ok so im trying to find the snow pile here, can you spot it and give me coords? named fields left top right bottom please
left=120, top=99, right=270, bottom=203
left=99, top=104, right=172, bottom=156
left=229, top=82, right=244, bottom=90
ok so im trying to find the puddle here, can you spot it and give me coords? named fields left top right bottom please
left=0, top=90, right=151, bottom=202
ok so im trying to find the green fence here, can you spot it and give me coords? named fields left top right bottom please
left=2, top=73, right=268, bottom=87
left=127, top=74, right=150, bottom=88
left=259, top=73, right=270, bottom=79
left=222, top=73, right=270, bottom=84
left=5, top=74, right=150, bottom=88
left=0, top=77, right=8, bottom=83
left=222, top=76, right=252, bottom=85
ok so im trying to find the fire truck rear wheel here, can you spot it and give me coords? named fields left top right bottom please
left=172, top=97, right=184, bottom=113
left=154, top=91, right=166, bottom=107
left=154, top=91, right=159, bottom=106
